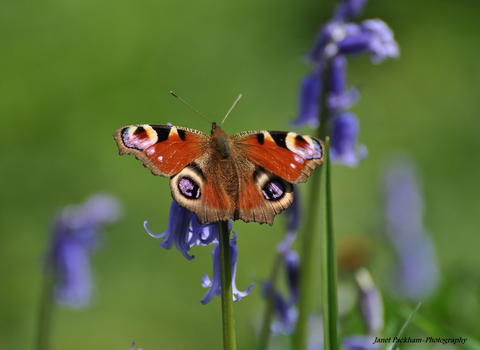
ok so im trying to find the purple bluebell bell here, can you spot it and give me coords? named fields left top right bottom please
left=355, top=268, right=384, bottom=335
left=327, top=55, right=359, bottom=114
left=382, top=158, right=440, bottom=300
left=201, top=233, right=253, bottom=304
left=45, top=194, right=122, bottom=308
left=330, top=113, right=367, bottom=167
left=293, top=68, right=322, bottom=129
left=144, top=200, right=218, bottom=260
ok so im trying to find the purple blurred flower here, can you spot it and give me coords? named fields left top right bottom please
left=330, top=113, right=367, bottom=167
left=327, top=55, right=359, bottom=114
left=262, top=250, right=300, bottom=335
left=201, top=233, right=253, bottom=304
left=382, top=158, right=440, bottom=300
left=144, top=200, right=217, bottom=260
left=45, top=194, right=122, bottom=308
left=355, top=268, right=384, bottom=335
left=337, top=20, right=399, bottom=64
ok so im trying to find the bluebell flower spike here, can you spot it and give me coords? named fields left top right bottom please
left=382, top=158, right=440, bottom=300
left=45, top=193, right=121, bottom=308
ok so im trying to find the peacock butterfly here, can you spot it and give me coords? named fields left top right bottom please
left=114, top=95, right=324, bottom=225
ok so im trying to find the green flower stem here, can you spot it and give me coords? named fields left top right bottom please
left=218, top=220, right=237, bottom=350
left=321, top=137, right=339, bottom=350
left=35, top=272, right=55, bottom=350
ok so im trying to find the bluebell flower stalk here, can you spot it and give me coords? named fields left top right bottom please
left=382, top=158, right=440, bottom=300
left=292, top=1, right=398, bottom=349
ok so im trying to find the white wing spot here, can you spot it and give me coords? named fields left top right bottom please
left=290, top=163, right=296, bottom=169
left=158, top=156, right=163, bottom=162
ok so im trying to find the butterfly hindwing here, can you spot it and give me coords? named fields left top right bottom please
left=114, top=124, right=210, bottom=177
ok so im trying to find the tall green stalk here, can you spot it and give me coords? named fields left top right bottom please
left=321, top=137, right=339, bottom=350
left=35, top=272, right=55, bottom=350
left=218, top=220, right=237, bottom=350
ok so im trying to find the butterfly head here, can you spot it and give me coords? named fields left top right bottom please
left=211, top=122, right=231, bottom=158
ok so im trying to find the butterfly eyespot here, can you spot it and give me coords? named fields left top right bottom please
left=262, top=180, right=285, bottom=201
left=178, top=177, right=201, bottom=199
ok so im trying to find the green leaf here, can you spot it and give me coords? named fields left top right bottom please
left=390, top=302, right=421, bottom=350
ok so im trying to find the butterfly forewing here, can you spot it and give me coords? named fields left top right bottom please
left=114, top=124, right=210, bottom=177
left=232, top=130, right=324, bottom=184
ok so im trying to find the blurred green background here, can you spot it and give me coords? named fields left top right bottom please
left=2, top=0, right=480, bottom=349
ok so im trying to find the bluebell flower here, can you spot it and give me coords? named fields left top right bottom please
left=382, top=158, right=440, bottom=300
left=201, top=233, right=253, bottom=304
left=144, top=200, right=217, bottom=260
left=330, top=112, right=367, bottom=167
left=293, top=0, right=398, bottom=169
left=45, top=194, right=122, bottom=308
left=355, top=268, right=384, bottom=335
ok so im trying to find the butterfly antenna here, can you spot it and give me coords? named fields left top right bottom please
left=170, top=91, right=213, bottom=124
left=221, top=94, right=242, bottom=126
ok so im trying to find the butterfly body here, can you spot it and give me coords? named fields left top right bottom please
left=114, top=122, right=324, bottom=225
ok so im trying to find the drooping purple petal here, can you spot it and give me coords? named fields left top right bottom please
left=201, top=233, right=253, bottom=304
left=145, top=201, right=195, bottom=260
